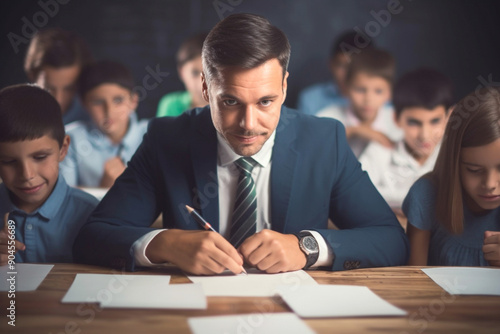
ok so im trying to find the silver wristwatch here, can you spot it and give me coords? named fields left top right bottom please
left=298, top=232, right=319, bottom=269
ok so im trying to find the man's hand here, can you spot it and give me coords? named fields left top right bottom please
left=145, top=229, right=244, bottom=275
left=0, top=213, right=26, bottom=265
left=239, top=229, right=306, bottom=274
left=100, top=157, right=126, bottom=188
left=483, top=231, right=500, bottom=267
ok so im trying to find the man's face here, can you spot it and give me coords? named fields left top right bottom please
left=347, top=72, right=392, bottom=123
left=35, top=65, right=81, bottom=114
left=202, top=59, right=288, bottom=157
left=397, top=106, right=448, bottom=162
left=0, top=135, right=69, bottom=213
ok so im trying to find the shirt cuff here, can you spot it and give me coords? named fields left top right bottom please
left=132, top=229, right=167, bottom=267
left=303, top=230, right=334, bottom=268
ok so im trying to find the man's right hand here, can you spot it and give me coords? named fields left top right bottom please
left=0, top=213, right=26, bottom=266
left=145, top=229, right=244, bottom=275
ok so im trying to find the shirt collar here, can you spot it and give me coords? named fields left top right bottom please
left=0, top=176, right=68, bottom=220
left=89, top=112, right=139, bottom=149
left=392, top=140, right=442, bottom=169
left=120, top=112, right=141, bottom=150
left=217, top=130, right=276, bottom=168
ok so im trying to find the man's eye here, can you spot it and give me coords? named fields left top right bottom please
left=224, top=99, right=238, bottom=106
left=34, top=155, right=48, bottom=161
left=260, top=100, right=272, bottom=107
left=0, top=160, right=15, bottom=164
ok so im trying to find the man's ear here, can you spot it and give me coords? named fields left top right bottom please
left=281, top=71, right=289, bottom=104
left=201, top=72, right=210, bottom=102
left=59, top=135, right=70, bottom=162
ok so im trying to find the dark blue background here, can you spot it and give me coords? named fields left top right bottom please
left=1, top=0, right=499, bottom=118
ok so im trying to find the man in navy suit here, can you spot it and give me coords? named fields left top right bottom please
left=74, top=13, right=408, bottom=274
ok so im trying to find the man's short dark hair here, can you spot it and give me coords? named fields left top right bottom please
left=345, top=48, right=395, bottom=86
left=24, top=28, right=93, bottom=82
left=202, top=13, right=291, bottom=84
left=177, top=33, right=207, bottom=68
left=0, top=84, right=65, bottom=146
left=79, top=60, right=135, bottom=98
left=393, top=68, right=454, bottom=118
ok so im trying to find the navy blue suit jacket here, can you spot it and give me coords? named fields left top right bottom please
left=73, top=106, right=409, bottom=270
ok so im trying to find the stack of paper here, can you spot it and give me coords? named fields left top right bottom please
left=0, top=264, right=53, bottom=291
left=422, top=267, right=500, bottom=295
left=62, top=274, right=206, bottom=309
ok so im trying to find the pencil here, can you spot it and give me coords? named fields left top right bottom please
left=185, top=205, right=247, bottom=275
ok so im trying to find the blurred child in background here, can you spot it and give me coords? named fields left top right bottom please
left=60, top=60, right=149, bottom=188
left=297, top=31, right=374, bottom=116
left=156, top=33, right=207, bottom=117
left=24, top=28, right=93, bottom=125
left=318, top=48, right=401, bottom=157
left=359, top=68, right=453, bottom=225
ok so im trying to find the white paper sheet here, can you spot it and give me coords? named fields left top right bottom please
left=188, top=269, right=317, bottom=297
left=277, top=284, right=407, bottom=318
left=188, top=313, right=316, bottom=334
left=80, top=187, right=108, bottom=201
left=102, top=283, right=207, bottom=309
left=62, top=274, right=171, bottom=303
left=0, top=263, right=53, bottom=291
left=62, top=273, right=206, bottom=309
left=422, top=267, right=500, bottom=296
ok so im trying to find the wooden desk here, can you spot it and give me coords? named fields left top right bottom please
left=1, top=264, right=499, bottom=334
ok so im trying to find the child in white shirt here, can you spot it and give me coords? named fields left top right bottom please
left=359, top=68, right=454, bottom=223
left=318, top=48, right=402, bottom=157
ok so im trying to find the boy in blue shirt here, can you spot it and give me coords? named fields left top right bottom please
left=0, top=84, right=98, bottom=264
left=60, top=60, right=149, bottom=188
left=297, top=31, right=375, bottom=116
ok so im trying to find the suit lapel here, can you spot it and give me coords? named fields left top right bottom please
left=270, top=107, right=299, bottom=233
left=189, top=108, right=220, bottom=231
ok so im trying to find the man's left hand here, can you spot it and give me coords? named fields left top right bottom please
left=239, top=229, right=307, bottom=273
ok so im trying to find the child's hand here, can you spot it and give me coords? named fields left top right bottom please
left=347, top=125, right=395, bottom=149
left=483, top=231, right=500, bottom=267
left=0, top=213, right=26, bottom=265
left=100, top=157, right=126, bottom=188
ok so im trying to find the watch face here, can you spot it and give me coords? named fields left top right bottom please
left=302, top=236, right=318, bottom=252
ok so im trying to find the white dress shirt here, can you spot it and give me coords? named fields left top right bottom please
left=132, top=130, right=333, bottom=268
left=359, top=140, right=441, bottom=209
